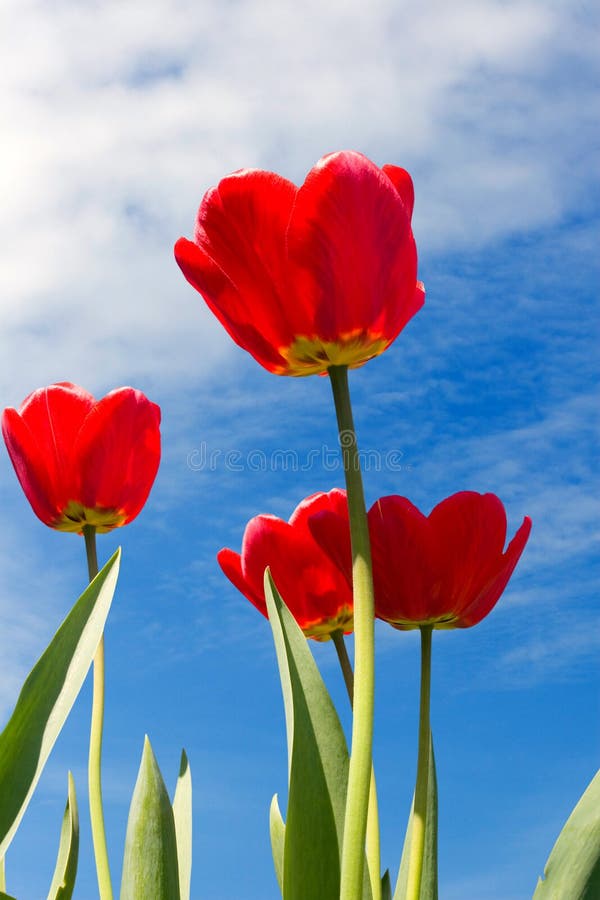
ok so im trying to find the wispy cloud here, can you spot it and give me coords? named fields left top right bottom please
left=1, top=0, right=598, bottom=404
left=498, top=619, right=600, bottom=683
left=0, top=511, right=83, bottom=718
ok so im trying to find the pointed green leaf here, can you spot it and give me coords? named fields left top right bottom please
left=264, top=570, right=349, bottom=900
left=172, top=749, right=192, bottom=900
left=0, top=858, right=12, bottom=900
left=382, top=870, right=392, bottom=900
left=269, top=793, right=285, bottom=894
left=120, top=736, right=180, bottom=900
left=47, top=771, right=79, bottom=900
left=533, top=768, right=600, bottom=899
left=394, top=734, right=438, bottom=900
left=0, top=860, right=14, bottom=900
left=0, top=550, right=120, bottom=859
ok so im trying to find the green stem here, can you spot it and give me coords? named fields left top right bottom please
left=331, top=630, right=355, bottom=702
left=329, top=365, right=376, bottom=900
left=332, top=631, right=382, bottom=900
left=83, top=525, right=113, bottom=900
left=406, top=625, right=433, bottom=900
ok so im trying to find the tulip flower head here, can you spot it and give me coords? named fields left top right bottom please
left=368, top=491, right=531, bottom=629
left=2, top=382, right=161, bottom=534
left=175, top=150, right=425, bottom=376
left=218, top=489, right=352, bottom=640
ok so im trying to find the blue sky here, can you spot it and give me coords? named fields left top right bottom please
left=0, top=0, right=598, bottom=897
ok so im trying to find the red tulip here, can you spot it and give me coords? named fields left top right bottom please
left=175, top=150, right=425, bottom=376
left=368, top=492, right=531, bottom=629
left=2, top=382, right=161, bottom=534
left=218, top=489, right=352, bottom=640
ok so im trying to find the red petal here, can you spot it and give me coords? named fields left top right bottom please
left=369, top=496, right=435, bottom=624
left=459, top=516, right=532, bottom=627
left=288, top=487, right=347, bottom=530
left=382, top=165, right=415, bottom=219
left=175, top=170, right=300, bottom=369
left=2, top=407, right=60, bottom=525
left=287, top=150, right=417, bottom=341
left=379, top=243, right=425, bottom=341
left=217, top=547, right=267, bottom=617
left=240, top=513, right=351, bottom=630
left=429, top=493, right=507, bottom=620
left=174, top=238, right=289, bottom=373
left=300, top=490, right=352, bottom=587
left=4, top=384, right=95, bottom=520
left=74, top=388, right=161, bottom=523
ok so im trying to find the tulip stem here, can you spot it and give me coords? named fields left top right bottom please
left=406, top=624, right=433, bottom=900
left=331, top=630, right=354, bottom=702
left=329, top=364, right=376, bottom=900
left=83, top=525, right=114, bottom=900
left=332, top=631, right=382, bottom=900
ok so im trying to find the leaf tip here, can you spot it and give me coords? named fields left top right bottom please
left=178, top=749, right=189, bottom=779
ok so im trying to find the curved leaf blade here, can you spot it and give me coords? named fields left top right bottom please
left=47, top=771, right=79, bottom=900
left=264, top=569, right=349, bottom=900
left=120, top=736, right=180, bottom=900
left=394, top=734, right=438, bottom=900
left=0, top=550, right=120, bottom=858
left=269, top=793, right=285, bottom=894
left=382, top=870, right=392, bottom=900
left=172, top=749, right=192, bottom=900
left=0, top=855, right=12, bottom=900
left=533, top=768, right=600, bottom=900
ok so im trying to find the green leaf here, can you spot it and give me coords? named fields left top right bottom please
left=0, top=858, right=16, bottom=900
left=0, top=550, right=120, bottom=859
left=264, top=570, right=350, bottom=900
left=120, top=735, right=180, bottom=900
left=172, top=750, right=192, bottom=900
left=47, top=771, right=79, bottom=900
left=269, top=794, right=285, bottom=894
left=533, top=768, right=600, bottom=900
left=382, top=870, right=392, bottom=900
left=394, top=734, right=438, bottom=900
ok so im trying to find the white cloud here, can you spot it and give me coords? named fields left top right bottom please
left=0, top=515, right=83, bottom=718
left=499, top=620, right=600, bottom=678
left=1, top=0, right=597, bottom=404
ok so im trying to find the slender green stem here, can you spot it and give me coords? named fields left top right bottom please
left=406, top=625, right=433, bottom=900
left=84, top=525, right=99, bottom=580
left=329, top=365, right=376, bottom=900
left=331, top=630, right=355, bottom=702
left=365, top=765, right=382, bottom=900
left=0, top=854, right=6, bottom=892
left=83, top=525, right=113, bottom=900
left=332, top=631, right=382, bottom=900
